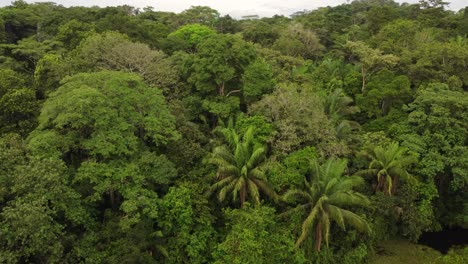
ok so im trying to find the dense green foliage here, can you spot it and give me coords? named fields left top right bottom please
left=0, top=0, right=467, bottom=262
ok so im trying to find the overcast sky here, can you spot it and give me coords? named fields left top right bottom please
left=4, top=1, right=467, bottom=17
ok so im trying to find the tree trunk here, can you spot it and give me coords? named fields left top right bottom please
left=361, top=66, right=367, bottom=93
left=240, top=183, right=246, bottom=208
left=391, top=176, right=399, bottom=195
left=225, top=89, right=241, bottom=97
left=109, top=189, right=116, bottom=210
left=315, top=222, right=322, bottom=252
left=219, top=82, right=225, bottom=96
left=375, top=175, right=384, bottom=193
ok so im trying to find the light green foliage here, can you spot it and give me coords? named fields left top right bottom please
left=432, top=247, right=468, bottom=264
left=345, top=41, right=399, bottom=93
left=283, top=158, right=371, bottom=252
left=159, top=184, right=216, bottom=264
left=213, top=205, right=305, bottom=264
left=73, top=32, right=178, bottom=89
left=23, top=69, right=178, bottom=263
left=55, top=19, right=94, bottom=49
left=250, top=83, right=338, bottom=155
left=30, top=71, right=178, bottom=160
left=241, top=58, right=276, bottom=104
left=28, top=72, right=178, bottom=235
left=165, top=23, right=216, bottom=53
left=75, top=157, right=169, bottom=221
left=207, top=126, right=276, bottom=207
left=272, top=23, right=324, bottom=59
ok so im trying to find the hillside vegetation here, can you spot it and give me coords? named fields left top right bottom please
left=0, top=0, right=467, bottom=263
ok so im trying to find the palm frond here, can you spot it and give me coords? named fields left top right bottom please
left=218, top=178, right=238, bottom=202
left=283, top=189, right=312, bottom=203
left=329, top=175, right=364, bottom=193
left=246, top=146, right=266, bottom=169
left=252, top=178, right=277, bottom=201
left=280, top=203, right=310, bottom=218
left=340, top=209, right=371, bottom=234
left=210, top=175, right=235, bottom=190
left=247, top=179, right=260, bottom=205
left=249, top=167, right=266, bottom=180
left=328, top=191, right=370, bottom=207
left=232, top=177, right=246, bottom=202
left=326, top=204, right=345, bottom=230
left=295, top=205, right=320, bottom=248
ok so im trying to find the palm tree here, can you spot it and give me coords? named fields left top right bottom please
left=283, top=158, right=370, bottom=251
left=323, top=88, right=361, bottom=146
left=323, top=88, right=359, bottom=125
left=359, top=142, right=417, bottom=195
left=207, top=126, right=276, bottom=208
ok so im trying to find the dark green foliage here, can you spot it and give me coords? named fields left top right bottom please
left=241, top=20, right=279, bottom=47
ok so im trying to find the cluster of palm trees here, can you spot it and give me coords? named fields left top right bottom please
left=207, top=126, right=416, bottom=252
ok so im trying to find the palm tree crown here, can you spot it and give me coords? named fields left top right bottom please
left=207, top=126, right=275, bottom=208
left=283, top=158, right=370, bottom=251
left=359, top=142, right=417, bottom=195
